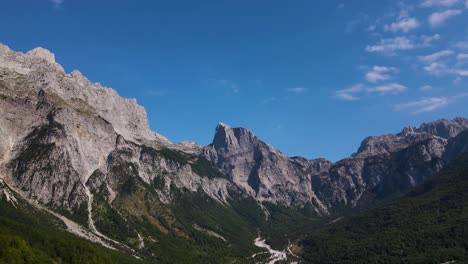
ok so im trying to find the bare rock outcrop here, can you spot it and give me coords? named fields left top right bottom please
left=2, top=42, right=468, bottom=219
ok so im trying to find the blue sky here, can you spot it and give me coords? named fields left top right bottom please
left=1, top=0, right=468, bottom=161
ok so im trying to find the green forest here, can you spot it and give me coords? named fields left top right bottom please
left=1, top=154, right=467, bottom=264
left=300, top=154, right=468, bottom=263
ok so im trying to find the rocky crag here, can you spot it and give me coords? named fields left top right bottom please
left=1, top=43, right=468, bottom=260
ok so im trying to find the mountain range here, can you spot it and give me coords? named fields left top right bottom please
left=1, top=43, right=467, bottom=263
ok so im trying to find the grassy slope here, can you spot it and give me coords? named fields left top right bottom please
left=0, top=197, right=146, bottom=264
left=300, top=154, right=468, bottom=264
left=0, top=145, right=325, bottom=264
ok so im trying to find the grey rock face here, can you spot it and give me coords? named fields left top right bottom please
left=203, top=123, right=331, bottom=211
left=356, top=118, right=468, bottom=157
left=204, top=118, right=468, bottom=210
left=0, top=44, right=229, bottom=217
left=1, top=42, right=468, bottom=221
left=27, top=47, right=56, bottom=64
left=443, top=129, right=468, bottom=161
left=418, top=117, right=468, bottom=139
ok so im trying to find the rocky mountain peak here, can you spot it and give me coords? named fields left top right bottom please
left=26, top=47, right=56, bottom=64
left=216, top=122, right=230, bottom=129
left=399, top=126, right=416, bottom=136
left=212, top=123, right=258, bottom=151
left=2, top=42, right=468, bottom=261
left=356, top=117, right=468, bottom=157
left=418, top=117, right=468, bottom=139
left=0, top=42, right=170, bottom=147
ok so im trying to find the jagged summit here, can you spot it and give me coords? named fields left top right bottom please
left=418, top=117, right=468, bottom=139
left=356, top=117, right=468, bottom=157
left=217, top=122, right=230, bottom=129
left=212, top=122, right=259, bottom=151
left=0, top=42, right=170, bottom=147
left=26, top=47, right=56, bottom=64
left=2, top=43, right=468, bottom=261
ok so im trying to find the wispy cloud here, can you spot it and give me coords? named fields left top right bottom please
left=423, top=62, right=468, bottom=76
left=335, top=84, right=364, bottom=101
left=452, top=69, right=468, bottom=76
left=421, top=0, right=460, bottom=7
left=428, top=9, right=462, bottom=27
left=420, top=85, right=433, bottom=91
left=366, top=35, right=441, bottom=54
left=421, top=34, right=441, bottom=46
left=424, top=62, right=449, bottom=75
left=457, top=53, right=468, bottom=60
left=395, top=97, right=449, bottom=114
left=260, top=96, right=290, bottom=105
left=287, top=87, right=308, bottom=94
left=453, top=41, right=468, bottom=49
left=395, top=93, right=468, bottom=114
left=335, top=82, right=407, bottom=101
left=385, top=18, right=420, bottom=33
left=365, top=66, right=398, bottom=83
left=366, top=37, right=415, bottom=54
left=367, top=83, right=407, bottom=95
left=418, top=49, right=454, bottom=63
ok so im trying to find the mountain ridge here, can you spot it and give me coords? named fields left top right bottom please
left=2, top=43, right=468, bottom=263
left=2, top=42, right=468, bottom=212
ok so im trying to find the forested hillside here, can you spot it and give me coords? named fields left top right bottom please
left=300, top=154, right=468, bottom=264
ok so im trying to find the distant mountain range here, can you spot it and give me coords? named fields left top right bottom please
left=1, top=43, right=467, bottom=263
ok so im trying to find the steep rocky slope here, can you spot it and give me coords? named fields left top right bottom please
left=202, top=123, right=331, bottom=211
left=1, top=43, right=468, bottom=262
left=203, top=118, right=468, bottom=212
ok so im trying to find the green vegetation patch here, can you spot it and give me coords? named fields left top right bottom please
left=300, top=154, right=468, bottom=264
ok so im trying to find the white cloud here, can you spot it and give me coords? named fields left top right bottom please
left=365, top=66, right=398, bottom=83
left=453, top=69, right=468, bottom=76
left=466, top=0, right=468, bottom=8
left=424, top=62, right=449, bottom=75
left=428, top=9, right=462, bottom=27
left=453, top=41, right=468, bottom=49
left=336, top=82, right=407, bottom=101
left=385, top=18, right=420, bottom=33
left=366, top=37, right=415, bottom=53
left=418, top=49, right=454, bottom=63
left=287, top=87, right=308, bottom=93
left=420, top=85, right=433, bottom=91
left=423, top=60, right=468, bottom=76
left=395, top=93, right=468, bottom=114
left=395, top=97, right=449, bottom=114
left=367, top=83, right=407, bottom=95
left=366, top=35, right=441, bottom=54
left=421, top=0, right=460, bottom=7
left=457, top=53, right=468, bottom=60
left=335, top=84, right=364, bottom=101
left=421, top=34, right=441, bottom=46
